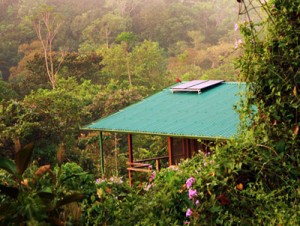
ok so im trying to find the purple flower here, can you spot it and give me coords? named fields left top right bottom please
left=150, top=171, right=156, bottom=180
left=195, top=200, right=200, bottom=205
left=189, top=189, right=198, bottom=200
left=186, top=177, right=195, bottom=188
left=186, top=208, right=193, bottom=217
left=234, top=23, right=239, bottom=31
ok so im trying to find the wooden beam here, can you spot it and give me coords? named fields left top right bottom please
left=167, top=136, right=173, bottom=165
left=127, top=167, right=151, bottom=173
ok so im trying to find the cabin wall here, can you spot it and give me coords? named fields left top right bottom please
left=169, top=137, right=212, bottom=164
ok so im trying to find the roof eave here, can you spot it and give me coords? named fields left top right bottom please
left=81, top=127, right=230, bottom=141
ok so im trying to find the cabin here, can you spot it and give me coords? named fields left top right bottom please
left=83, top=80, right=244, bottom=185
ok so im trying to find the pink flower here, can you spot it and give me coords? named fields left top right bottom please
left=186, top=177, right=195, bottom=188
left=186, top=208, right=193, bottom=217
left=195, top=200, right=200, bottom=205
left=234, top=23, right=239, bottom=31
left=234, top=39, right=243, bottom=49
left=150, top=171, right=156, bottom=180
left=184, top=221, right=190, bottom=225
left=189, top=189, right=198, bottom=200
left=144, top=184, right=152, bottom=191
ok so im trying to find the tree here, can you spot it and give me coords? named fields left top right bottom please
left=30, top=4, right=64, bottom=89
left=98, top=38, right=167, bottom=89
left=97, top=44, right=128, bottom=83
left=104, top=0, right=142, bottom=17
left=130, top=40, right=168, bottom=88
left=101, top=14, right=132, bottom=48
left=80, top=13, right=131, bottom=50
left=115, top=32, right=137, bottom=86
left=0, top=79, right=18, bottom=101
left=0, top=77, right=100, bottom=163
left=0, top=0, right=28, bottom=80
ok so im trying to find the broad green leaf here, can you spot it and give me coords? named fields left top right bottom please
left=60, top=172, right=89, bottom=184
left=15, top=142, right=34, bottom=175
left=0, top=157, right=17, bottom=176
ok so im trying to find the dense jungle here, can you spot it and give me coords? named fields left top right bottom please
left=0, top=0, right=299, bottom=225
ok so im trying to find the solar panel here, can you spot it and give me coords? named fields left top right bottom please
left=170, top=80, right=224, bottom=94
left=171, top=80, right=205, bottom=90
left=188, top=80, right=224, bottom=92
left=170, top=80, right=207, bottom=93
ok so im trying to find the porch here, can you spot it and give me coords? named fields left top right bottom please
left=98, top=132, right=213, bottom=186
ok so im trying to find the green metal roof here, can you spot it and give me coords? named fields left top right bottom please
left=84, top=82, right=244, bottom=140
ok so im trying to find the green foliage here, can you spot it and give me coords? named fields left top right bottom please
left=9, top=50, right=102, bottom=97
left=21, top=78, right=95, bottom=142
left=81, top=177, right=133, bottom=225
left=131, top=40, right=168, bottom=88
left=0, top=77, right=100, bottom=163
left=0, top=144, right=92, bottom=225
left=1, top=0, right=240, bottom=84
left=0, top=79, right=18, bottom=101
left=87, top=79, right=147, bottom=119
left=97, top=40, right=168, bottom=90
left=81, top=13, right=132, bottom=49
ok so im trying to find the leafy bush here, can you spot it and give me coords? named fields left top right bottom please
left=0, top=143, right=94, bottom=225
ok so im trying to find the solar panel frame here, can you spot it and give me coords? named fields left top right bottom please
left=170, top=80, right=225, bottom=94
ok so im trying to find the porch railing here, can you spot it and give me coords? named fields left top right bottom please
left=126, top=156, right=169, bottom=186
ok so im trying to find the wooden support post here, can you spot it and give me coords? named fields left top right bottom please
left=167, top=137, right=173, bottom=166
left=99, top=132, right=104, bottom=178
left=155, top=159, right=161, bottom=171
left=128, top=170, right=132, bottom=187
left=128, top=134, right=133, bottom=163
left=128, top=134, right=133, bottom=186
